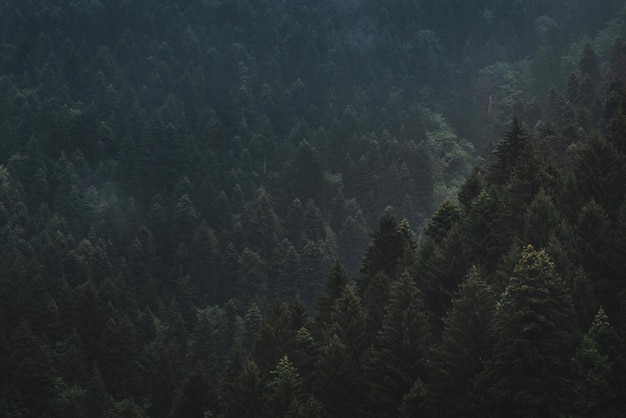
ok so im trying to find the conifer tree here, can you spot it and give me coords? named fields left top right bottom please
left=359, top=210, right=414, bottom=281
left=580, top=43, right=600, bottom=85
left=457, top=166, right=486, bottom=211
left=358, top=211, right=415, bottom=333
left=484, top=245, right=577, bottom=417
left=314, top=260, right=350, bottom=332
left=428, top=266, right=496, bottom=417
left=7, top=321, right=56, bottom=416
left=423, top=199, right=461, bottom=244
left=168, top=366, right=217, bottom=418
left=574, top=134, right=626, bottom=218
left=522, top=188, right=561, bottom=248
left=221, top=358, right=264, bottom=418
left=327, top=283, right=368, bottom=361
left=486, top=117, right=531, bottom=187
left=568, top=308, right=625, bottom=417
left=313, top=333, right=364, bottom=417
left=363, top=271, right=431, bottom=417
left=570, top=267, right=600, bottom=330
left=416, top=223, right=472, bottom=329
left=264, top=355, right=306, bottom=417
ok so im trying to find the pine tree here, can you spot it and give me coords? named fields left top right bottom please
left=568, top=308, right=625, bottom=417
left=570, top=267, right=600, bottom=330
left=574, top=134, right=626, bottom=219
left=522, top=188, right=561, bottom=248
left=264, top=355, right=306, bottom=417
left=312, top=333, right=364, bottom=417
left=416, top=223, right=472, bottom=329
left=484, top=245, right=578, bottom=417
left=314, top=260, right=350, bottom=332
left=363, top=272, right=431, bottom=417
left=580, top=42, right=600, bottom=85
left=428, top=266, right=496, bottom=417
left=359, top=210, right=414, bottom=280
left=7, top=322, right=52, bottom=412
left=462, top=189, right=505, bottom=271
left=423, top=199, right=461, bottom=244
left=99, top=308, right=141, bottom=397
left=486, top=117, right=531, bottom=187
left=327, top=283, right=368, bottom=362
left=457, top=166, right=486, bottom=212
left=221, top=358, right=265, bottom=418
left=358, top=211, right=415, bottom=333
left=168, top=366, right=217, bottom=418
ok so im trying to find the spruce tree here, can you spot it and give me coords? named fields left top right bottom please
left=486, top=117, right=531, bottom=187
left=568, top=308, right=625, bottom=417
left=264, top=355, right=306, bottom=417
left=363, top=271, right=431, bottom=417
left=484, top=245, right=577, bottom=417
left=314, top=260, right=350, bottom=333
left=221, top=359, right=264, bottom=418
left=428, top=266, right=496, bottom=417
left=312, top=333, right=364, bottom=417
left=327, top=284, right=368, bottom=361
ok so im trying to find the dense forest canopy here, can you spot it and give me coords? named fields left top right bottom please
left=1, top=0, right=626, bottom=416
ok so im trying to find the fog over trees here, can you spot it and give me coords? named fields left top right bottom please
left=1, top=1, right=626, bottom=416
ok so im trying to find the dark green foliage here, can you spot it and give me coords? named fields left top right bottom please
left=522, top=188, right=563, bottom=248
left=574, top=134, right=626, bottom=219
left=424, top=199, right=461, bottom=244
left=568, top=308, right=625, bottom=417
left=0, top=2, right=624, bottom=417
left=416, top=223, right=472, bottom=329
left=483, top=245, right=578, bottom=417
left=221, top=358, right=264, bottom=418
left=461, top=189, right=504, bottom=270
left=580, top=43, right=601, bottom=85
left=428, top=266, right=496, bottom=417
left=314, top=260, right=350, bottom=332
left=264, top=355, right=306, bottom=418
left=312, top=333, right=363, bottom=417
left=457, top=166, right=486, bottom=211
left=486, top=117, right=531, bottom=187
left=570, top=267, right=600, bottom=330
left=327, top=284, right=368, bottom=361
left=359, top=211, right=415, bottom=280
left=363, top=272, right=431, bottom=417
left=168, top=367, right=217, bottom=418
left=6, top=321, right=56, bottom=416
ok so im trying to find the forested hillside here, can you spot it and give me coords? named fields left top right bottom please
left=1, top=0, right=626, bottom=417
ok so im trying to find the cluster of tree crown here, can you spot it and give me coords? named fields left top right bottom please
left=1, top=0, right=626, bottom=417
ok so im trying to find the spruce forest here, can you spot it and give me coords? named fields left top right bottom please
left=2, top=0, right=626, bottom=417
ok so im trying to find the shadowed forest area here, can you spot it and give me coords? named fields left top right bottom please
left=1, top=0, right=626, bottom=417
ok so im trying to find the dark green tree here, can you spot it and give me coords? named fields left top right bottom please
left=415, top=223, right=472, bottom=329
left=314, top=260, right=350, bottom=332
left=6, top=321, right=56, bottom=416
left=359, top=210, right=414, bottom=280
left=168, top=366, right=217, bottom=418
left=486, top=117, right=531, bottom=187
left=570, top=267, right=600, bottom=330
left=423, top=199, right=461, bottom=244
left=484, top=245, right=578, bottom=417
left=363, top=272, right=431, bottom=417
left=580, top=42, right=600, bottom=84
left=568, top=308, right=625, bottom=417
left=264, top=355, right=306, bottom=417
left=428, top=266, right=496, bottom=417
left=312, top=333, right=364, bottom=417
left=574, top=134, right=626, bottom=219
left=327, top=283, right=368, bottom=362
